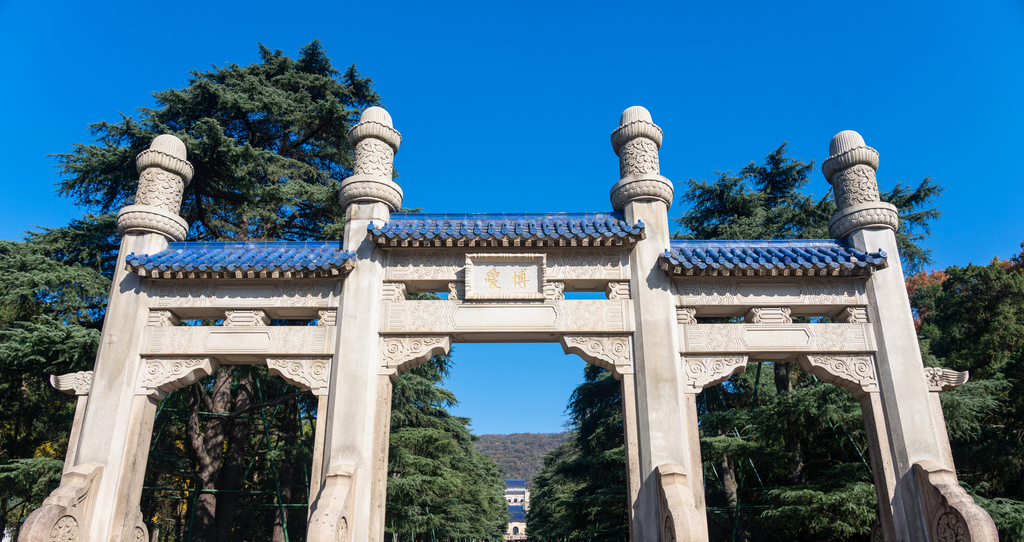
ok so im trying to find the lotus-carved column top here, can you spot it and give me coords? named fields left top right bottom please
left=117, top=134, right=193, bottom=242
left=339, top=106, right=404, bottom=211
left=609, top=106, right=673, bottom=211
left=822, top=130, right=898, bottom=240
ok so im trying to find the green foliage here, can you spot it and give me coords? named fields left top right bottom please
left=676, top=143, right=943, bottom=273
left=472, top=432, right=570, bottom=484
left=54, top=40, right=382, bottom=241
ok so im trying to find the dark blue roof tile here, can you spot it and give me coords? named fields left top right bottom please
left=661, top=239, right=886, bottom=277
left=126, top=241, right=356, bottom=279
left=368, top=212, right=645, bottom=247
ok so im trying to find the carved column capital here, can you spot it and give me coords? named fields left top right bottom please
left=117, top=134, right=192, bottom=241
left=136, top=357, right=217, bottom=400
left=340, top=106, right=403, bottom=211
left=609, top=106, right=673, bottom=211
left=681, top=355, right=748, bottom=394
left=822, top=130, right=898, bottom=239
left=799, top=354, right=878, bottom=397
left=560, top=335, right=632, bottom=378
left=267, top=357, right=330, bottom=395
left=380, top=336, right=451, bottom=381
left=50, top=371, right=93, bottom=396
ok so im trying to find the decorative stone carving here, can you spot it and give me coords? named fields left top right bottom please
left=380, top=336, right=451, bottom=380
left=912, top=461, right=999, bottom=542
left=224, top=309, right=271, bottom=326
left=674, top=278, right=865, bottom=307
left=50, top=372, right=93, bottom=396
left=676, top=307, right=697, bottom=325
left=606, top=281, right=630, bottom=300
left=682, top=355, right=748, bottom=393
left=560, top=335, right=632, bottom=377
left=151, top=280, right=340, bottom=320
left=448, top=282, right=464, bottom=301
left=838, top=306, right=869, bottom=323
left=554, top=300, right=627, bottom=332
left=544, top=281, right=565, bottom=301
left=655, top=464, right=703, bottom=542
left=464, top=253, right=546, bottom=300
left=137, top=357, right=216, bottom=400
left=18, top=462, right=102, bottom=542
left=267, top=357, right=330, bottom=395
left=141, top=327, right=335, bottom=358
left=147, top=310, right=180, bottom=327
left=339, top=107, right=403, bottom=211
left=924, top=367, right=970, bottom=392
left=745, top=307, right=792, bottom=324
left=307, top=464, right=356, bottom=542
left=609, top=106, right=673, bottom=210
left=382, top=282, right=407, bottom=302
left=117, top=134, right=193, bottom=241
left=381, top=300, right=632, bottom=335
left=317, top=309, right=337, bottom=326
left=800, top=355, right=878, bottom=397
left=683, top=323, right=875, bottom=354
left=823, top=131, right=899, bottom=239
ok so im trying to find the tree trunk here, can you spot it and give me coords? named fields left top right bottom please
left=717, top=454, right=746, bottom=542
left=188, top=368, right=233, bottom=542
left=214, top=371, right=253, bottom=541
left=773, top=361, right=793, bottom=394
left=774, top=362, right=806, bottom=485
left=272, top=398, right=299, bottom=542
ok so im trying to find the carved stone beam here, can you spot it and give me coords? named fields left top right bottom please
left=136, top=357, right=218, bottom=401
left=799, top=354, right=878, bottom=398
left=267, top=357, right=331, bottom=396
left=913, top=460, right=999, bottom=541
left=380, top=336, right=452, bottom=381
left=559, top=335, right=632, bottom=379
left=681, top=355, right=749, bottom=394
left=924, top=367, right=970, bottom=392
left=681, top=323, right=876, bottom=354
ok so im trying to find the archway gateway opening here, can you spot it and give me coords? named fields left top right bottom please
left=27, top=107, right=997, bottom=542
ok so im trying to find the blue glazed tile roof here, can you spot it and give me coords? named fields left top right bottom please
left=510, top=512, right=526, bottom=522
left=368, top=212, right=645, bottom=247
left=661, top=239, right=887, bottom=277
left=508, top=505, right=525, bottom=514
left=126, top=241, right=355, bottom=279
left=505, top=478, right=527, bottom=488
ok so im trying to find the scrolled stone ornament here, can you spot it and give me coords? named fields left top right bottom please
left=117, top=134, right=193, bottom=241
left=609, top=106, right=674, bottom=210
left=822, top=130, right=899, bottom=240
left=339, top=106, right=404, bottom=211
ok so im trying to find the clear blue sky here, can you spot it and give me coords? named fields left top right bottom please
left=1, top=0, right=1022, bottom=434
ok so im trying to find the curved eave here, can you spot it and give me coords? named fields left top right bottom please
left=659, top=240, right=888, bottom=277
left=125, top=242, right=356, bottom=280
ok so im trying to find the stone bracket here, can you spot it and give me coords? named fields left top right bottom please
left=137, top=357, right=217, bottom=400
left=268, top=357, right=331, bottom=396
left=681, top=355, right=749, bottom=394
left=656, top=463, right=703, bottom=542
left=912, top=460, right=998, bottom=541
left=559, top=335, right=632, bottom=379
left=380, top=336, right=452, bottom=381
left=924, top=367, right=970, bottom=392
left=799, top=354, right=878, bottom=398
left=50, top=371, right=93, bottom=396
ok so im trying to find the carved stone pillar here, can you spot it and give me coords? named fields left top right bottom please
left=823, top=131, right=996, bottom=540
left=21, top=135, right=193, bottom=542
left=50, top=372, right=93, bottom=472
left=611, top=107, right=707, bottom=542
left=312, top=107, right=400, bottom=542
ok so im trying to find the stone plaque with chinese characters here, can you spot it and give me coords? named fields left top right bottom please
left=464, top=254, right=546, bottom=300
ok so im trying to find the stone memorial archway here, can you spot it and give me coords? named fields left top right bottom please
left=22, top=107, right=998, bottom=542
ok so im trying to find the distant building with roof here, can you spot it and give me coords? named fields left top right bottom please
left=504, top=479, right=529, bottom=540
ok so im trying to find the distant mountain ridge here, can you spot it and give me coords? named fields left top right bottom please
left=473, top=432, right=570, bottom=485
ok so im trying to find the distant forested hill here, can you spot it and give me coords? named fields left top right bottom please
left=474, top=432, right=570, bottom=485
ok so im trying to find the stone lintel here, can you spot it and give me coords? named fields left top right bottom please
left=140, top=326, right=336, bottom=362
left=380, top=299, right=634, bottom=335
left=680, top=323, right=876, bottom=354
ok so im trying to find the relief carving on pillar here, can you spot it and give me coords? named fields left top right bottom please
left=681, top=355, right=748, bottom=394
left=800, top=355, right=878, bottom=397
left=912, top=461, right=998, bottom=542
left=618, top=137, right=661, bottom=177
left=560, top=335, right=632, bottom=377
left=17, top=463, right=102, bottom=542
left=380, top=336, right=451, bottom=380
left=267, top=357, right=330, bottom=396
left=307, top=464, right=356, bottom=542
left=50, top=371, right=93, bottom=396
left=655, top=464, right=703, bottom=542
left=831, top=164, right=881, bottom=209
left=137, top=357, right=217, bottom=400
left=924, top=367, right=970, bottom=392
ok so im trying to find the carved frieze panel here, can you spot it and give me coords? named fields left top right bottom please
left=606, top=281, right=630, bottom=300
left=745, top=307, right=792, bottom=324
left=681, top=323, right=875, bottom=354
left=382, top=282, right=407, bottom=302
left=380, top=336, right=451, bottom=380
left=380, top=300, right=633, bottom=335
left=465, top=253, right=546, bottom=300
left=267, top=357, right=330, bottom=395
left=137, top=357, right=216, bottom=400
left=560, top=335, right=632, bottom=378
left=677, top=307, right=697, bottom=325
left=149, top=279, right=340, bottom=319
left=147, top=310, right=180, bottom=327
left=800, top=355, right=878, bottom=397
left=50, top=371, right=93, bottom=396
left=383, top=248, right=628, bottom=285
left=682, top=355, right=748, bottom=393
left=224, top=309, right=270, bottom=326
left=673, top=278, right=865, bottom=308
left=924, top=367, right=970, bottom=392
left=140, top=326, right=336, bottom=360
